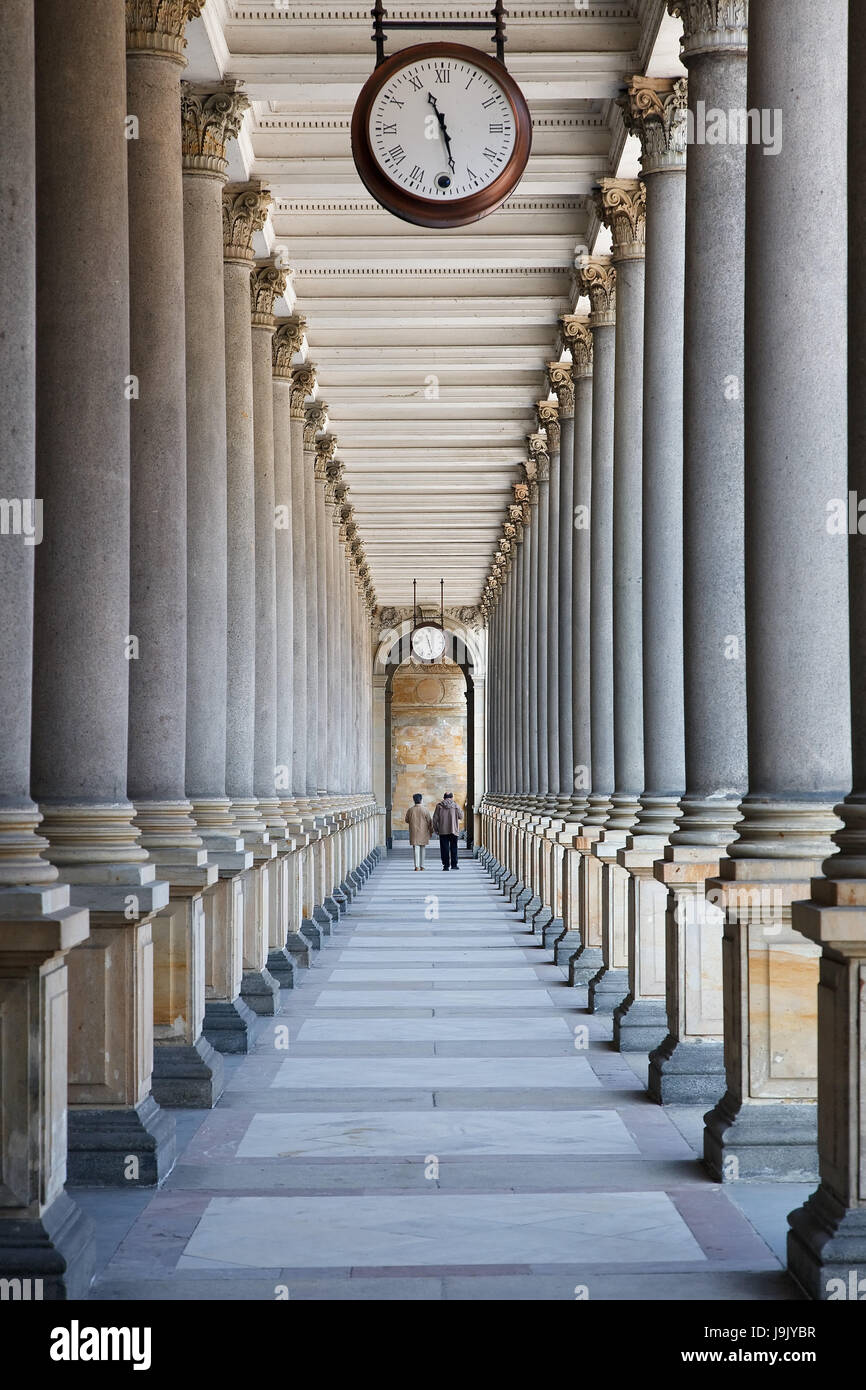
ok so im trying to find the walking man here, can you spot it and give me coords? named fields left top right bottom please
left=432, top=791, right=462, bottom=871
left=405, top=792, right=433, bottom=871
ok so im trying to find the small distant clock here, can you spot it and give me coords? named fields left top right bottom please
left=351, top=42, right=532, bottom=229
left=411, top=624, right=447, bottom=661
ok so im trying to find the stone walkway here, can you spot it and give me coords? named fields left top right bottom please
left=82, top=847, right=806, bottom=1300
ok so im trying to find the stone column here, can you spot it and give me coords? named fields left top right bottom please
left=786, top=0, right=864, bottom=1297
left=181, top=84, right=250, bottom=863
left=537, top=400, right=560, bottom=817
left=588, top=181, right=645, bottom=1016
left=304, top=400, right=328, bottom=799
left=128, top=7, right=228, bottom=1110
left=648, top=0, right=748, bottom=1104
left=250, top=260, right=289, bottom=845
left=223, top=181, right=272, bottom=848
left=526, top=473, right=540, bottom=803
left=549, top=362, right=575, bottom=819
left=553, top=317, right=593, bottom=964
left=289, top=363, right=316, bottom=804
left=532, top=434, right=551, bottom=808
left=32, top=0, right=174, bottom=1185
left=614, top=77, right=688, bottom=1053
left=272, top=315, right=311, bottom=977
left=0, top=0, right=95, bottom=1296
left=180, top=86, right=256, bottom=1063
left=568, top=259, right=615, bottom=985
left=704, top=0, right=848, bottom=1183
left=314, top=435, right=335, bottom=800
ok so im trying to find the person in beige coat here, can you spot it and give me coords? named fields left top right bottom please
left=405, top=793, right=433, bottom=871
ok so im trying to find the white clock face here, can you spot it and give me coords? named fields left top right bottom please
left=368, top=54, right=517, bottom=201
left=412, top=625, right=447, bottom=660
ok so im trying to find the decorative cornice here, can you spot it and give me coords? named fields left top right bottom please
left=595, top=178, right=646, bottom=262
left=272, top=315, right=307, bottom=378
left=667, top=0, right=748, bottom=60
left=304, top=399, right=328, bottom=448
left=560, top=314, right=593, bottom=376
left=576, top=255, right=616, bottom=327
left=222, top=182, right=272, bottom=264
left=620, top=76, right=688, bottom=176
left=376, top=604, right=484, bottom=637
left=126, top=0, right=202, bottom=60
left=181, top=82, right=250, bottom=178
left=290, top=362, right=317, bottom=419
left=250, top=262, right=289, bottom=329
left=547, top=361, right=574, bottom=419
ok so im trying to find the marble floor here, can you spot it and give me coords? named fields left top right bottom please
left=80, top=847, right=808, bottom=1300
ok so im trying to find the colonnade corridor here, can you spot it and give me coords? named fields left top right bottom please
left=72, top=847, right=798, bottom=1300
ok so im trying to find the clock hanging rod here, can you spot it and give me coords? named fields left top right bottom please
left=371, top=0, right=508, bottom=68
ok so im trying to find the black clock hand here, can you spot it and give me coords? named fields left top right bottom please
left=427, top=92, right=456, bottom=171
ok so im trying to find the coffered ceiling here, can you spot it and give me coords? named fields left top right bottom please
left=186, top=0, right=683, bottom=607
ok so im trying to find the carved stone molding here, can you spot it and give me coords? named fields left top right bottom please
left=304, top=399, right=328, bottom=449
left=126, top=0, right=202, bottom=59
left=251, top=262, right=289, bottom=329
left=272, top=315, right=307, bottom=379
left=620, top=76, right=689, bottom=176
left=576, top=255, right=617, bottom=327
left=595, top=178, right=646, bottom=262
left=547, top=360, right=575, bottom=419
left=536, top=401, right=560, bottom=455
left=560, top=314, right=593, bottom=376
left=222, top=183, right=272, bottom=265
left=181, top=83, right=250, bottom=177
left=667, top=0, right=748, bottom=60
left=290, top=362, right=317, bottom=419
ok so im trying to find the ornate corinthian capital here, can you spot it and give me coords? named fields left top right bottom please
left=621, top=76, right=689, bottom=176
left=547, top=361, right=574, bottom=419
left=181, top=83, right=250, bottom=177
left=560, top=315, right=593, bottom=376
left=290, top=363, right=317, bottom=419
left=315, top=434, right=338, bottom=481
left=222, top=183, right=272, bottom=264
left=536, top=400, right=560, bottom=453
left=528, top=431, right=550, bottom=483
left=595, top=178, right=646, bottom=262
left=576, top=256, right=616, bottom=327
left=251, top=262, right=289, bottom=328
left=126, top=0, right=202, bottom=59
left=304, top=400, right=328, bottom=448
left=272, top=316, right=307, bottom=379
left=667, top=0, right=748, bottom=60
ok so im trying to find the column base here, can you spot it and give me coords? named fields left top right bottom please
left=787, top=1185, right=866, bottom=1301
left=703, top=1091, right=818, bottom=1182
left=554, top=929, right=581, bottom=966
left=587, top=965, right=629, bottom=1014
left=203, top=995, right=257, bottom=1054
left=301, top=918, right=323, bottom=949
left=323, top=895, right=342, bottom=920
left=612, top=995, right=669, bottom=1052
left=568, top=944, right=604, bottom=986
left=647, top=1035, right=726, bottom=1105
left=240, top=966, right=281, bottom=1015
left=542, top=916, right=563, bottom=950
left=522, top=896, right=542, bottom=923
left=339, top=879, right=356, bottom=903
left=266, top=946, right=296, bottom=989
left=285, top=930, right=312, bottom=969
left=313, top=904, right=334, bottom=935
left=0, top=1191, right=95, bottom=1301
left=514, top=887, right=533, bottom=913
left=66, top=1094, right=176, bottom=1187
left=151, top=1035, right=225, bottom=1109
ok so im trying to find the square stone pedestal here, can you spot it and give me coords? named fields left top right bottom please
left=703, top=858, right=821, bottom=1182
left=613, top=841, right=669, bottom=1051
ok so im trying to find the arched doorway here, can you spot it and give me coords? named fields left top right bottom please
left=374, top=621, right=484, bottom=850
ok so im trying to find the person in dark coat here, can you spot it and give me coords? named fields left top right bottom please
left=432, top=791, right=462, bottom=870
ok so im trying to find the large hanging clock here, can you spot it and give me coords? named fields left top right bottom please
left=411, top=624, right=447, bottom=661
left=351, top=42, right=532, bottom=229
